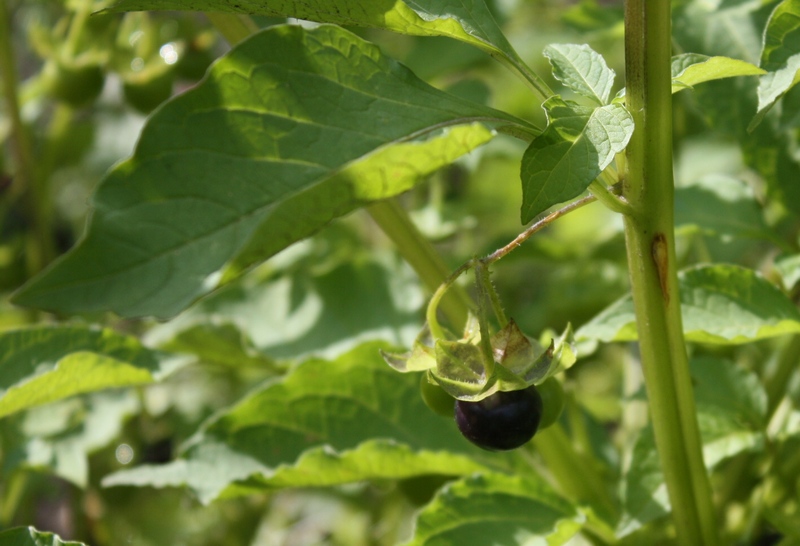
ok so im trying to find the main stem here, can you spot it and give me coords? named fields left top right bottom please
left=623, top=2, right=718, bottom=544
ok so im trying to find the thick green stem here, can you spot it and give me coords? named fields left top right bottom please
left=623, top=2, right=718, bottom=544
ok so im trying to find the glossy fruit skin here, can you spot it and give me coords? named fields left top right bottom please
left=420, top=373, right=455, bottom=417
left=536, top=377, right=565, bottom=430
left=455, top=385, right=543, bottom=451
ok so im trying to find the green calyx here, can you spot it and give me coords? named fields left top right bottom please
left=382, top=317, right=575, bottom=402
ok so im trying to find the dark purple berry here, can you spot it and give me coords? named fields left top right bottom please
left=455, top=386, right=543, bottom=451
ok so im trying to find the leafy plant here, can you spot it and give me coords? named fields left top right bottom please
left=1, top=0, right=800, bottom=544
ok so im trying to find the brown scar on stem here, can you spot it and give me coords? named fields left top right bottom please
left=652, top=233, right=669, bottom=304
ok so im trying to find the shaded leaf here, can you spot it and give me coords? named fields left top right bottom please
left=577, top=264, right=800, bottom=344
left=543, top=43, right=615, bottom=104
left=0, top=326, right=183, bottom=419
left=520, top=97, right=633, bottom=223
left=0, top=527, right=84, bottom=546
left=674, top=174, right=770, bottom=240
left=103, top=341, right=496, bottom=503
left=13, top=24, right=522, bottom=319
left=618, top=358, right=766, bottom=536
left=405, top=472, right=583, bottom=546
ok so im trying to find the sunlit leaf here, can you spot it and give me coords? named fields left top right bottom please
left=543, top=43, right=616, bottom=104
left=671, top=53, right=764, bottom=94
left=405, top=472, right=584, bottom=546
left=13, top=24, right=523, bottom=319
left=577, top=264, right=800, bottom=344
left=0, top=326, right=184, bottom=419
left=103, top=342, right=498, bottom=503
left=520, top=97, right=633, bottom=223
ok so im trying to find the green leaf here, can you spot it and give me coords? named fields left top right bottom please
left=753, top=53, right=800, bottom=125
left=0, top=326, right=183, bottom=419
left=108, top=0, right=527, bottom=76
left=0, top=527, right=85, bottom=546
left=674, top=174, right=770, bottom=240
left=13, top=24, right=521, bottom=319
left=147, top=253, right=424, bottom=361
left=760, top=0, right=800, bottom=71
left=405, top=472, right=583, bottom=546
left=775, top=253, right=800, bottom=290
left=103, top=341, right=495, bottom=503
left=618, top=358, right=766, bottom=536
left=670, top=53, right=764, bottom=93
left=520, top=97, right=633, bottom=223
left=749, top=0, right=800, bottom=125
left=543, top=43, right=615, bottom=104
left=17, top=391, right=139, bottom=487
left=577, top=264, right=800, bottom=344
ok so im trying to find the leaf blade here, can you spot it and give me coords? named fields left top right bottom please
left=13, top=24, right=520, bottom=319
left=577, top=264, right=800, bottom=344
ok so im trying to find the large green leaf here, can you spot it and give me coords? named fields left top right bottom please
left=0, top=326, right=183, bottom=419
left=577, top=264, right=800, bottom=344
left=618, top=358, right=766, bottom=536
left=13, top=24, right=524, bottom=319
left=520, top=97, right=633, bottom=223
left=405, top=473, right=583, bottom=546
left=108, top=0, right=528, bottom=74
left=103, top=341, right=497, bottom=503
left=0, top=527, right=84, bottom=546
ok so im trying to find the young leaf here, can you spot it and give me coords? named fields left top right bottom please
left=520, top=97, right=633, bottom=223
left=577, top=264, right=800, bottom=344
left=670, top=53, right=764, bottom=93
left=13, top=25, right=525, bottom=319
left=405, top=472, right=583, bottom=546
left=543, top=43, right=615, bottom=104
left=103, top=342, right=496, bottom=503
left=759, top=0, right=800, bottom=71
left=0, top=527, right=85, bottom=546
left=0, top=326, right=183, bottom=419
left=108, top=0, right=529, bottom=81
left=751, top=0, right=800, bottom=125
left=618, top=358, right=766, bottom=536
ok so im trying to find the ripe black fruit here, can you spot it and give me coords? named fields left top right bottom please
left=455, top=385, right=543, bottom=451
